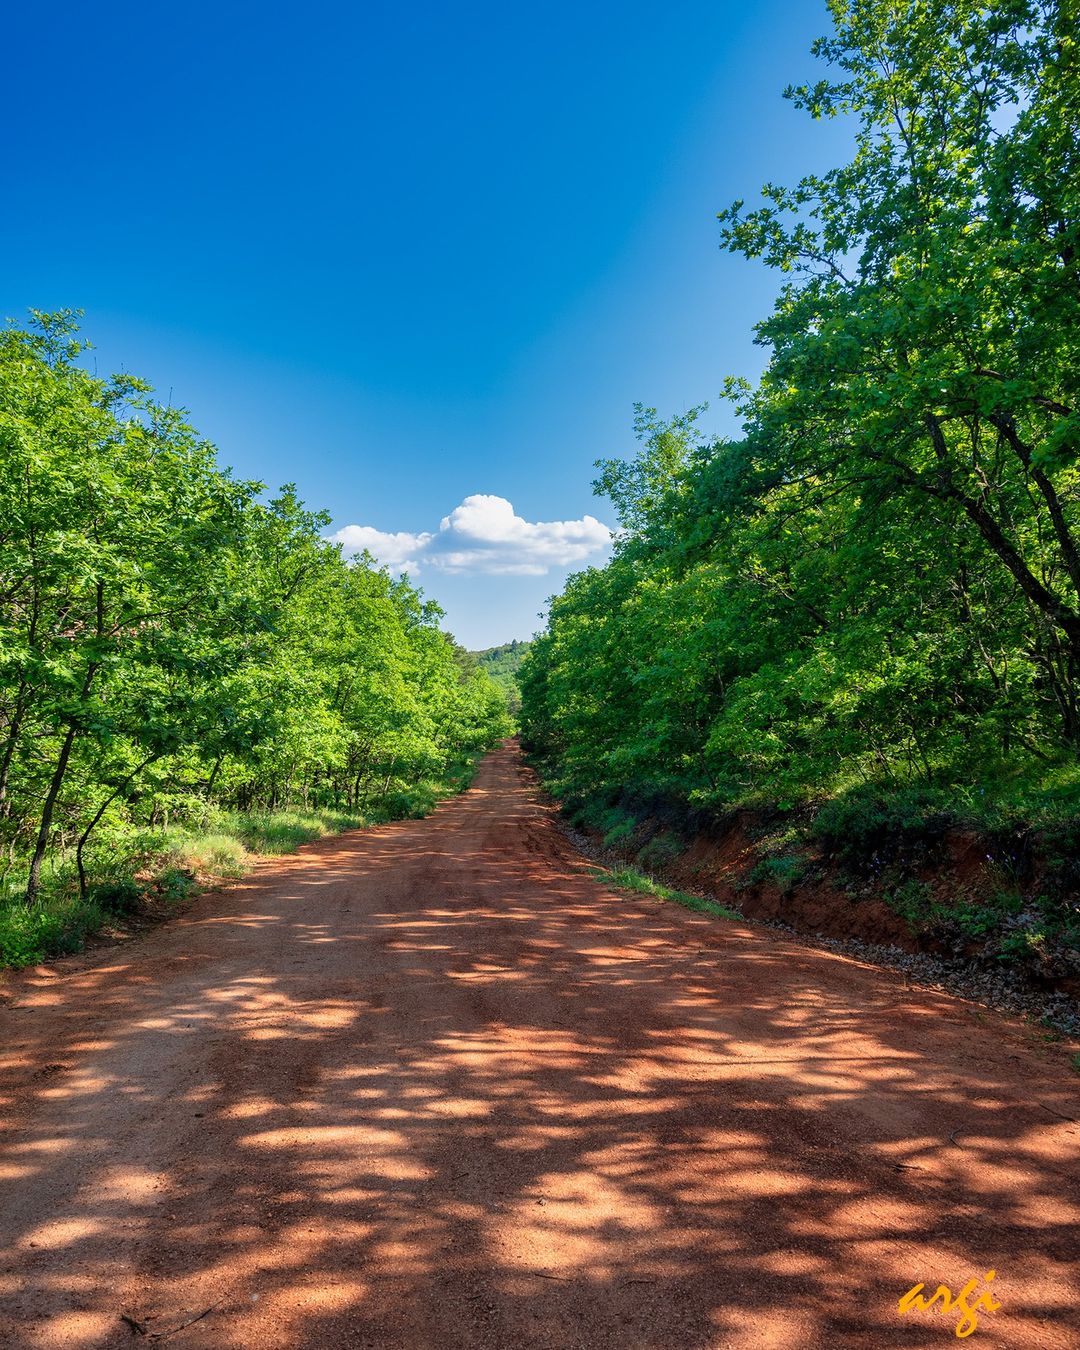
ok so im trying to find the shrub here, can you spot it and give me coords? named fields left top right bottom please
left=886, top=879, right=936, bottom=927
left=749, top=855, right=806, bottom=895
left=89, top=879, right=143, bottom=916
left=0, top=906, right=60, bottom=967
left=156, top=867, right=195, bottom=902
left=601, top=810, right=636, bottom=848
left=0, top=899, right=104, bottom=967
left=813, top=786, right=954, bottom=874
left=378, top=785, right=438, bottom=820
left=635, top=832, right=684, bottom=872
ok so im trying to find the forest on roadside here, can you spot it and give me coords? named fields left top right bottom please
left=521, top=0, right=1080, bottom=979
left=0, top=315, right=511, bottom=964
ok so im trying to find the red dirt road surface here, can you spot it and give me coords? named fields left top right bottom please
left=1, top=743, right=1077, bottom=1349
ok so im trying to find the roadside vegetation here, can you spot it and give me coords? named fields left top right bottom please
left=0, top=317, right=510, bottom=966
left=522, top=0, right=1080, bottom=983
left=590, top=864, right=739, bottom=923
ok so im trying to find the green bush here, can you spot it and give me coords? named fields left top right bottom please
left=89, top=879, right=143, bottom=916
left=885, top=881, right=1079, bottom=966
left=0, top=899, right=104, bottom=967
left=0, top=907, right=60, bottom=967
left=749, top=855, right=806, bottom=895
left=635, top=832, right=684, bottom=871
left=156, top=868, right=195, bottom=902
left=813, top=786, right=954, bottom=872
left=378, top=784, right=438, bottom=820
left=601, top=809, right=637, bottom=848
left=885, top=878, right=936, bottom=927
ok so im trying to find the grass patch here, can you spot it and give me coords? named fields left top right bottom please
left=216, top=809, right=362, bottom=856
left=591, top=865, right=739, bottom=921
left=169, top=831, right=250, bottom=878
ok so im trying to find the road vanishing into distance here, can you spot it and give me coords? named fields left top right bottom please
left=1, top=743, right=1077, bottom=1348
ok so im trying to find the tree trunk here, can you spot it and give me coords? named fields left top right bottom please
left=76, top=754, right=159, bottom=898
left=992, top=414, right=1080, bottom=600
left=923, top=415, right=1080, bottom=668
left=25, top=723, right=78, bottom=904
left=205, top=752, right=226, bottom=799
left=0, top=685, right=28, bottom=818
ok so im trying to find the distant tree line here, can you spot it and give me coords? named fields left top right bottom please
left=473, top=640, right=531, bottom=716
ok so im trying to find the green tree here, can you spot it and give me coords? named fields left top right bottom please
left=522, top=0, right=1080, bottom=827
left=718, top=0, right=1080, bottom=737
left=0, top=312, right=511, bottom=909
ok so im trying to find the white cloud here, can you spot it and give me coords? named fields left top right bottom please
left=329, top=524, right=431, bottom=575
left=330, top=494, right=612, bottom=576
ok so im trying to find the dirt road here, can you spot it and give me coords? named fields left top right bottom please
left=1, top=744, right=1077, bottom=1349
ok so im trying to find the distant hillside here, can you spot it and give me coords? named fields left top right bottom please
left=473, top=640, right=531, bottom=715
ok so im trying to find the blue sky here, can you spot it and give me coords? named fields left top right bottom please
left=4, top=0, right=852, bottom=648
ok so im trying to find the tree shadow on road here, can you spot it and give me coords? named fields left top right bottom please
left=1, top=747, right=1077, bottom=1348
